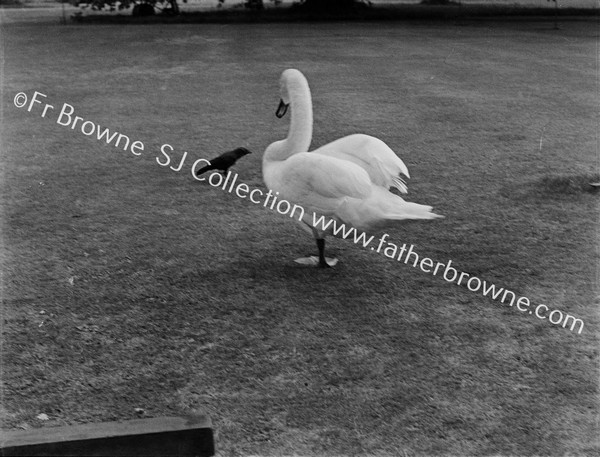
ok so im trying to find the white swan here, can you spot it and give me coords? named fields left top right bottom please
left=262, top=69, right=443, bottom=268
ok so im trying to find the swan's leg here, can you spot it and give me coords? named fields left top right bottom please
left=316, top=238, right=330, bottom=268
left=293, top=223, right=338, bottom=267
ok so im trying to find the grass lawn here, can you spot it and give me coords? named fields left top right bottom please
left=1, top=15, right=598, bottom=456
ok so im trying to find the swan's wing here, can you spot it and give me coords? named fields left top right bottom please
left=312, top=133, right=410, bottom=194
left=275, top=152, right=372, bottom=213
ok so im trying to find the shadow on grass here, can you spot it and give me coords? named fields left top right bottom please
left=537, top=173, right=600, bottom=195
left=504, top=173, right=600, bottom=200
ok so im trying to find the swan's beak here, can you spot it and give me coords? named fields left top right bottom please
left=276, top=99, right=289, bottom=118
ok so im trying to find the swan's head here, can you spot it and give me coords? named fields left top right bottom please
left=276, top=69, right=310, bottom=118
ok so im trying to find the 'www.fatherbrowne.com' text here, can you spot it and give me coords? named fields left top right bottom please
left=311, top=214, right=584, bottom=335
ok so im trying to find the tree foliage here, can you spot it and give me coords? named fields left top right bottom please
left=74, top=0, right=280, bottom=15
left=74, top=0, right=179, bottom=15
left=73, top=0, right=368, bottom=17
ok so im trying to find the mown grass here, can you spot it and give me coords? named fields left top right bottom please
left=1, top=18, right=598, bottom=456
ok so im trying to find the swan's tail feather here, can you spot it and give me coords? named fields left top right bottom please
left=368, top=187, right=443, bottom=222
left=340, top=194, right=443, bottom=232
left=392, top=175, right=408, bottom=194
left=383, top=201, right=444, bottom=221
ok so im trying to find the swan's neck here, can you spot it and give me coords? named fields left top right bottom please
left=265, top=79, right=312, bottom=163
left=285, top=85, right=312, bottom=155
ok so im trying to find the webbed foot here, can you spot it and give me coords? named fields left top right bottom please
left=294, top=256, right=338, bottom=267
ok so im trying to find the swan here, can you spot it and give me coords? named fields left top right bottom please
left=262, top=69, right=443, bottom=268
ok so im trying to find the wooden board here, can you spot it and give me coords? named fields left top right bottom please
left=0, top=414, right=214, bottom=456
